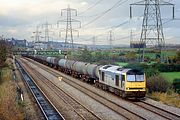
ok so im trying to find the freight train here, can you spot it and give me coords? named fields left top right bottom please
left=25, top=55, right=146, bottom=98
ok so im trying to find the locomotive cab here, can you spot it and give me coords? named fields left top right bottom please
left=125, top=69, right=146, bottom=98
left=98, top=66, right=146, bottom=99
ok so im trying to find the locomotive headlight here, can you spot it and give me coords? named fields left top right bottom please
left=58, top=76, right=63, bottom=81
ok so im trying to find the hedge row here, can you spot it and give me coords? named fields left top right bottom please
left=153, top=64, right=180, bottom=72
left=125, top=63, right=180, bottom=73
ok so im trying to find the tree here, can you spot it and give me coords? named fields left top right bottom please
left=125, top=51, right=137, bottom=61
left=0, top=40, right=8, bottom=67
left=93, top=51, right=111, bottom=63
left=0, top=40, right=8, bottom=82
left=175, top=51, right=180, bottom=63
left=80, top=48, right=92, bottom=62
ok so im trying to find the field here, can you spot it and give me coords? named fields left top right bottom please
left=160, top=72, right=180, bottom=83
left=115, top=62, right=128, bottom=67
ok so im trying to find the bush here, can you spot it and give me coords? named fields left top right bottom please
left=124, top=63, right=144, bottom=70
left=147, top=75, right=170, bottom=93
left=144, top=67, right=159, bottom=78
left=0, top=41, right=8, bottom=67
left=173, top=79, right=180, bottom=93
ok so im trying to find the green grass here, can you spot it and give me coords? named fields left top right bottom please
left=138, top=51, right=176, bottom=59
left=115, top=62, right=128, bottom=67
left=160, top=72, right=180, bottom=83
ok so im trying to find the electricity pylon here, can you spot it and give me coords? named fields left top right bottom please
left=32, top=26, right=41, bottom=43
left=42, top=20, right=52, bottom=43
left=130, top=29, right=133, bottom=43
left=93, top=36, right=96, bottom=49
left=42, top=20, right=53, bottom=50
left=130, top=0, right=174, bottom=62
left=31, top=26, right=43, bottom=50
left=57, top=5, right=81, bottom=49
left=108, top=30, right=114, bottom=49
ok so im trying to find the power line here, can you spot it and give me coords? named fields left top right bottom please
left=82, top=0, right=129, bottom=28
left=82, top=0, right=126, bottom=27
left=77, top=15, right=176, bottom=45
left=79, top=0, right=175, bottom=45
left=79, top=0, right=104, bottom=15
left=77, top=19, right=129, bottom=44
left=111, top=20, right=130, bottom=31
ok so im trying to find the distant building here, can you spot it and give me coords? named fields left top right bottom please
left=34, top=42, right=47, bottom=50
left=11, top=38, right=28, bottom=47
left=130, top=41, right=146, bottom=48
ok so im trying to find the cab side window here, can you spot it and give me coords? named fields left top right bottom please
left=115, top=75, right=119, bottom=86
left=121, top=75, right=125, bottom=87
left=102, top=71, right=104, bottom=81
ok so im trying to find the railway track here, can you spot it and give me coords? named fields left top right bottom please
left=15, top=59, right=64, bottom=120
left=21, top=59, right=102, bottom=120
left=133, top=101, right=180, bottom=120
left=24, top=58, right=147, bottom=120
left=24, top=57, right=180, bottom=120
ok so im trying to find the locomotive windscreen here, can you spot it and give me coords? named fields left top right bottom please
left=126, top=69, right=144, bottom=82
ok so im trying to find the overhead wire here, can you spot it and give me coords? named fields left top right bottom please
left=78, top=1, right=178, bottom=45
left=81, top=0, right=129, bottom=28
left=78, top=19, right=130, bottom=42
left=78, top=0, right=104, bottom=15
left=79, top=0, right=175, bottom=43
left=79, top=13, right=144, bottom=43
left=113, top=17, right=176, bottom=41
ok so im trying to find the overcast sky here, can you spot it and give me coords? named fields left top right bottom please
left=0, top=0, right=179, bottom=45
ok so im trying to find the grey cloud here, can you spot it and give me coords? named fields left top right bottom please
left=0, top=0, right=179, bottom=44
left=0, top=15, right=30, bottom=27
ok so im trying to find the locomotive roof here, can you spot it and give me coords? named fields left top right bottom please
left=99, top=65, right=131, bottom=74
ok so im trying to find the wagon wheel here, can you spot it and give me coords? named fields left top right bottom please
left=95, top=81, right=99, bottom=87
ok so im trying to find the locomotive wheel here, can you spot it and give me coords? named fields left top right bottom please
left=122, top=92, right=126, bottom=99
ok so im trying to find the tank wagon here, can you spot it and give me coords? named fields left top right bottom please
left=25, top=55, right=146, bottom=98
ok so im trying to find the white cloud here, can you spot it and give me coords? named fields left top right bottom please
left=80, top=2, right=88, bottom=6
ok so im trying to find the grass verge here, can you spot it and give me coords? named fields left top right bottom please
left=0, top=67, right=24, bottom=120
left=147, top=91, right=180, bottom=108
